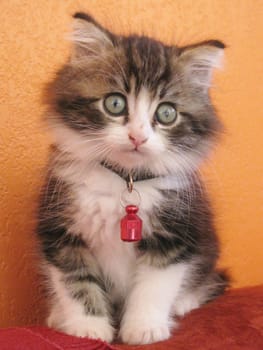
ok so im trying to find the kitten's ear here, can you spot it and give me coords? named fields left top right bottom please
left=70, top=12, right=114, bottom=59
left=178, top=40, right=225, bottom=88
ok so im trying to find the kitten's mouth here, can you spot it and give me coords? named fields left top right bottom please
left=128, top=147, right=142, bottom=154
left=127, top=144, right=145, bottom=153
left=117, top=145, right=147, bottom=161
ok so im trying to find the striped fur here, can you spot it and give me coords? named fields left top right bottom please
left=38, top=13, right=228, bottom=344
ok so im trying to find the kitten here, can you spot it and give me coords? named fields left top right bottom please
left=37, top=12, right=229, bottom=345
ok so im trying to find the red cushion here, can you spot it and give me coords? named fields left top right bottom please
left=0, top=327, right=114, bottom=350
left=1, top=285, right=263, bottom=350
left=116, top=285, right=263, bottom=350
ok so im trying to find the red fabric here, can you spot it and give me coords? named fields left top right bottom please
left=0, top=285, right=263, bottom=350
left=0, top=327, right=114, bottom=350
left=116, top=285, right=263, bottom=350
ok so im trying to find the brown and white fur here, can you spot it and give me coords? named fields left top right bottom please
left=37, top=13, right=229, bottom=345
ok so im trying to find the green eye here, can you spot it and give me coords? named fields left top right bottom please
left=104, top=93, right=126, bottom=116
left=156, top=103, right=177, bottom=125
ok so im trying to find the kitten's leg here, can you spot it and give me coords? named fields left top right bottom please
left=46, top=263, right=115, bottom=342
left=119, top=263, right=188, bottom=345
left=173, top=270, right=229, bottom=316
left=37, top=176, right=115, bottom=342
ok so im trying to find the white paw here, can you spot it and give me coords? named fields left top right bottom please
left=49, top=314, right=115, bottom=343
left=173, top=293, right=201, bottom=316
left=120, top=317, right=173, bottom=345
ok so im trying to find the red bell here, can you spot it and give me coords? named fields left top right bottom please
left=120, top=205, right=142, bottom=242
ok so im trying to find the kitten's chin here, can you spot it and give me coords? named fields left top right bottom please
left=107, top=149, right=153, bottom=171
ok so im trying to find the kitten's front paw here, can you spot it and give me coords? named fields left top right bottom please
left=49, top=314, right=115, bottom=342
left=119, top=318, right=173, bottom=345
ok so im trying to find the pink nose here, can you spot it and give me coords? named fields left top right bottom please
left=128, top=134, right=148, bottom=147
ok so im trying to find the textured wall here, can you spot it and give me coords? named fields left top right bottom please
left=0, top=0, right=262, bottom=327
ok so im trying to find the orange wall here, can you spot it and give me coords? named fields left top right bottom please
left=0, top=0, right=262, bottom=327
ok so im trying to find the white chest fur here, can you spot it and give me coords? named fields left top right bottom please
left=65, top=165, right=163, bottom=297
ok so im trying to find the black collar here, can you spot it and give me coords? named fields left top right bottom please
left=100, top=161, right=157, bottom=183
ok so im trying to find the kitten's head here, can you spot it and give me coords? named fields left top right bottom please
left=47, top=12, right=224, bottom=177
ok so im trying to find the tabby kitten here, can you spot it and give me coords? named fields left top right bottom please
left=38, top=12, right=228, bottom=345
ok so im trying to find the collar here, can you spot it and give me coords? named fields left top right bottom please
left=100, top=161, right=158, bottom=183
left=100, top=162, right=191, bottom=192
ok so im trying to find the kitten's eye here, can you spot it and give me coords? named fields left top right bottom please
left=156, top=103, right=177, bottom=126
left=104, top=93, right=127, bottom=116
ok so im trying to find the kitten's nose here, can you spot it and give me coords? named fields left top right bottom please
left=128, top=134, right=148, bottom=147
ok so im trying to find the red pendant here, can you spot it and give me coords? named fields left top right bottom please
left=120, top=205, right=142, bottom=242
